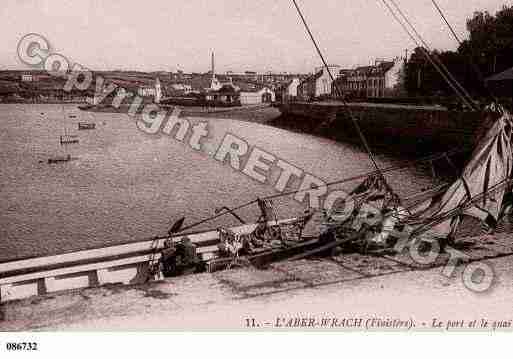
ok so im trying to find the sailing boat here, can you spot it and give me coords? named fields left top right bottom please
left=273, top=1, right=513, bottom=252
left=174, top=1, right=513, bottom=268
left=59, top=128, right=79, bottom=145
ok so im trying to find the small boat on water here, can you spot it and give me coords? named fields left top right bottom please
left=60, top=134, right=79, bottom=144
left=78, top=104, right=94, bottom=111
left=47, top=154, right=71, bottom=164
left=78, top=122, right=95, bottom=130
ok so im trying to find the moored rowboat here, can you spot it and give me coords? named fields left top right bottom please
left=78, top=122, right=95, bottom=130
left=47, top=154, right=72, bottom=164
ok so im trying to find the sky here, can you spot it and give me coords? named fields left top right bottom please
left=0, top=0, right=507, bottom=73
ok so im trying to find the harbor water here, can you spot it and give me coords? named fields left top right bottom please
left=0, top=104, right=436, bottom=262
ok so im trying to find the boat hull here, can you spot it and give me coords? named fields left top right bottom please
left=78, top=123, right=96, bottom=130
left=47, top=155, right=72, bottom=164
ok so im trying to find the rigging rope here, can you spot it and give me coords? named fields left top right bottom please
left=174, top=148, right=467, bottom=235
left=430, top=0, right=462, bottom=45
left=179, top=199, right=258, bottom=232
left=430, top=0, right=495, bottom=101
left=388, top=0, right=477, bottom=110
left=380, top=0, right=476, bottom=111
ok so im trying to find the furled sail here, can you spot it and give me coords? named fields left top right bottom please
left=410, top=103, right=513, bottom=239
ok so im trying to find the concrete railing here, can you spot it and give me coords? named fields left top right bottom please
left=0, top=219, right=296, bottom=303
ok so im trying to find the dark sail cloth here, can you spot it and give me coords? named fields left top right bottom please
left=322, top=174, right=401, bottom=248
left=161, top=241, right=177, bottom=277
left=410, top=103, right=513, bottom=240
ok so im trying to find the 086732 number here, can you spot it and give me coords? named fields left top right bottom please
left=6, top=342, right=38, bottom=351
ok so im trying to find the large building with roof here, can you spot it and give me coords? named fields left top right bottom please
left=486, top=66, right=513, bottom=104
left=334, top=57, right=405, bottom=98
left=239, top=84, right=275, bottom=105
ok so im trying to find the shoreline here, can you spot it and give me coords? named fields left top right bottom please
left=2, top=101, right=471, bottom=164
left=2, top=238, right=512, bottom=330
left=192, top=104, right=472, bottom=164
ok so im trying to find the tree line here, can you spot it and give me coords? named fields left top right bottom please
left=405, top=5, right=513, bottom=100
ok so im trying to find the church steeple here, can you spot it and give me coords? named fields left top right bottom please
left=210, top=51, right=221, bottom=90
left=211, top=51, right=215, bottom=80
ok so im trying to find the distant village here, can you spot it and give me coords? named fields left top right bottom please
left=0, top=51, right=408, bottom=106
left=1, top=5, right=512, bottom=108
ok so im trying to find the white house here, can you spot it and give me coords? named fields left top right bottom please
left=284, top=78, right=300, bottom=99
left=137, top=87, right=157, bottom=97
left=21, top=74, right=34, bottom=82
left=299, top=65, right=340, bottom=100
left=240, top=87, right=275, bottom=105
left=137, top=78, right=162, bottom=103
left=383, top=57, right=405, bottom=93
left=170, top=83, right=193, bottom=93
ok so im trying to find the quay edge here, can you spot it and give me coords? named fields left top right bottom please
left=277, top=102, right=483, bottom=151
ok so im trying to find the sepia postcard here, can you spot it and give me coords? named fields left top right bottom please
left=1, top=0, right=513, bottom=346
